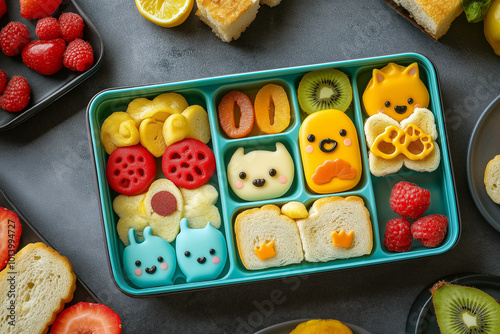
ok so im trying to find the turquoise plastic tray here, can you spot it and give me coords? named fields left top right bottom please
left=87, top=53, right=460, bottom=297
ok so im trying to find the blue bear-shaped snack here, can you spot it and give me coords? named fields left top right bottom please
left=123, top=226, right=176, bottom=288
left=176, top=218, right=228, bottom=283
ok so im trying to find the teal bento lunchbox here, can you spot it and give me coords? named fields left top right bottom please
left=87, top=53, right=460, bottom=297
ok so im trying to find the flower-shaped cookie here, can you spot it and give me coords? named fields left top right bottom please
left=364, top=107, right=440, bottom=176
left=114, top=178, right=221, bottom=245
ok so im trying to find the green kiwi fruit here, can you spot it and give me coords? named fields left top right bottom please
left=297, top=69, right=353, bottom=114
left=431, top=281, right=500, bottom=334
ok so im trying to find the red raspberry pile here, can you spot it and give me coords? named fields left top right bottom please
left=0, top=4, right=94, bottom=112
left=0, top=12, right=94, bottom=76
left=383, top=181, right=448, bottom=252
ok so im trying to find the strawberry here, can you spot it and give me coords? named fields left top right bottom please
left=0, top=208, right=22, bottom=271
left=0, top=22, right=31, bottom=56
left=22, top=38, right=66, bottom=75
left=58, top=12, right=84, bottom=42
left=51, top=302, right=122, bottom=334
left=36, top=16, right=61, bottom=40
left=0, top=70, right=6, bottom=94
left=63, top=39, right=94, bottom=72
left=0, top=0, right=7, bottom=18
left=20, top=0, right=62, bottom=19
left=0, top=76, right=31, bottom=112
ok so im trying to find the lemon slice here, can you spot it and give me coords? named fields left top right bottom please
left=135, top=0, right=193, bottom=27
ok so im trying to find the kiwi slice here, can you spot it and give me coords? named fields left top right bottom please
left=431, top=281, right=500, bottom=333
left=297, top=69, right=353, bottom=114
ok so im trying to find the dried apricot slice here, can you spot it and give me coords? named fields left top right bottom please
left=254, top=84, right=290, bottom=134
left=218, top=91, right=254, bottom=138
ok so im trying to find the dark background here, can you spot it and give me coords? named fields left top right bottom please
left=1, top=0, right=500, bottom=333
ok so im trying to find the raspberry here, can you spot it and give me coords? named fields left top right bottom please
left=0, top=76, right=31, bottom=112
left=63, top=39, right=94, bottom=72
left=411, top=214, right=448, bottom=248
left=59, top=12, right=84, bottom=42
left=22, top=38, right=66, bottom=75
left=384, top=217, right=412, bottom=252
left=0, top=0, right=6, bottom=19
left=36, top=17, right=61, bottom=40
left=389, top=181, right=431, bottom=219
left=20, top=0, right=62, bottom=19
left=0, top=22, right=31, bottom=56
left=0, top=70, right=6, bottom=94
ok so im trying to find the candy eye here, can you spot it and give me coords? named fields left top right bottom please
left=157, top=256, right=163, bottom=262
left=307, top=134, right=315, bottom=142
left=184, top=251, right=190, bottom=257
left=239, top=172, right=246, bottom=180
left=408, top=98, right=414, bottom=105
left=209, top=249, right=215, bottom=255
left=339, top=129, right=347, bottom=137
left=269, top=169, right=277, bottom=177
left=385, top=101, right=391, bottom=108
left=135, top=260, right=141, bottom=267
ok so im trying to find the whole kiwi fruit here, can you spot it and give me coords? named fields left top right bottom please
left=431, top=280, right=500, bottom=333
left=297, top=69, right=353, bottom=114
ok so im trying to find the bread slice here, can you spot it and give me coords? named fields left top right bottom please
left=392, top=0, right=463, bottom=39
left=235, top=204, right=304, bottom=270
left=485, top=155, right=500, bottom=204
left=260, top=0, right=281, bottom=7
left=196, top=0, right=260, bottom=42
left=0, top=242, right=76, bottom=334
left=297, top=197, right=372, bottom=263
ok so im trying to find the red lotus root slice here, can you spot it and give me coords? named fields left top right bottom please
left=162, top=138, right=216, bottom=189
left=106, top=145, right=157, bottom=195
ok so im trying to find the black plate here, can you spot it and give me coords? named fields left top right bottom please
left=0, top=185, right=100, bottom=307
left=467, top=94, right=500, bottom=232
left=405, top=273, right=500, bottom=333
left=0, top=0, right=103, bottom=131
left=255, top=319, right=371, bottom=334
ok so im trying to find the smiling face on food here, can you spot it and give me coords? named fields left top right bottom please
left=299, top=109, right=362, bottom=194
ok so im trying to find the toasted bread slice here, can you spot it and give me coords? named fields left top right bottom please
left=297, top=197, right=373, bottom=263
left=260, top=0, right=281, bottom=7
left=196, top=0, right=260, bottom=42
left=485, top=155, right=500, bottom=204
left=0, top=242, right=76, bottom=334
left=392, top=0, right=462, bottom=39
left=235, top=205, right=303, bottom=270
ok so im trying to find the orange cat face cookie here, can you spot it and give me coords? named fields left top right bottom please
left=299, top=109, right=362, bottom=194
left=362, top=62, right=430, bottom=122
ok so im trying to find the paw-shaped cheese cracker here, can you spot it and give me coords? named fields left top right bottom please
left=364, top=107, right=440, bottom=176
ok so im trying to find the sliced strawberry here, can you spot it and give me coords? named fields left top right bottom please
left=51, top=302, right=122, bottom=334
left=0, top=207, right=22, bottom=271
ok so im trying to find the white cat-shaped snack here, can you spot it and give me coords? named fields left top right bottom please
left=227, top=142, right=294, bottom=201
